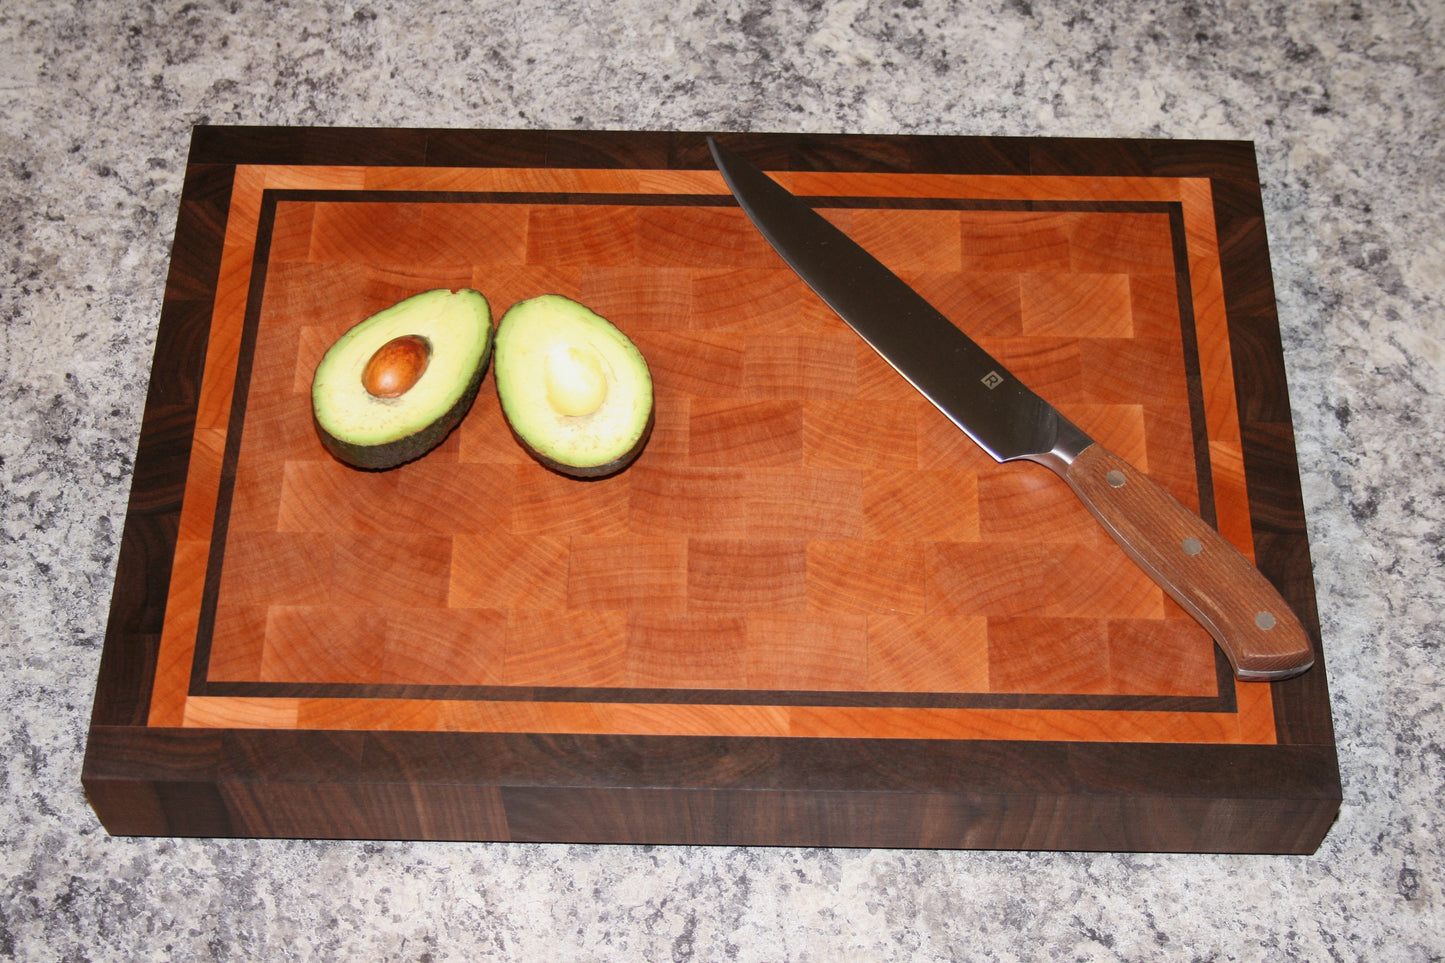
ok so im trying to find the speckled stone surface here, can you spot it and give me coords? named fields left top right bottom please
left=2, top=1, right=1442, bottom=959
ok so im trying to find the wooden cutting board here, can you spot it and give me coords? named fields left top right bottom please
left=83, top=128, right=1339, bottom=852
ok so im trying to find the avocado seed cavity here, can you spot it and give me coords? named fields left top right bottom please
left=363, top=335, right=431, bottom=399
left=544, top=344, right=608, bottom=417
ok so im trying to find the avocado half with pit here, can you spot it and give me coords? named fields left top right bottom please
left=494, top=295, right=654, bottom=478
left=311, top=288, right=493, bottom=470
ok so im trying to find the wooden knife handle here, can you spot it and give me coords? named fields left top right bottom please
left=1062, top=444, right=1314, bottom=681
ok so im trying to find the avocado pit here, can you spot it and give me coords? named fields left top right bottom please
left=363, top=335, right=431, bottom=399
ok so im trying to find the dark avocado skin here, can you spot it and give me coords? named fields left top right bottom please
left=314, top=348, right=490, bottom=471
left=511, top=406, right=656, bottom=479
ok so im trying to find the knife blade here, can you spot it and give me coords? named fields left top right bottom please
left=709, top=137, right=1313, bottom=682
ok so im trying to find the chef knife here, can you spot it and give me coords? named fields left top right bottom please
left=709, top=137, right=1313, bottom=682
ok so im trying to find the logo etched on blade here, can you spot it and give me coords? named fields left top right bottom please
left=981, top=371, right=1004, bottom=389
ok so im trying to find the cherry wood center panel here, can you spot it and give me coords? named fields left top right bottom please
left=84, top=128, right=1339, bottom=853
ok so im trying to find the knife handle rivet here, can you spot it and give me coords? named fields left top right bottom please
left=1255, top=611, right=1278, bottom=631
left=1182, top=537, right=1203, bottom=556
left=1106, top=470, right=1127, bottom=488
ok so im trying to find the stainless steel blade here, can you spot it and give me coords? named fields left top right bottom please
left=709, top=137, right=1092, bottom=470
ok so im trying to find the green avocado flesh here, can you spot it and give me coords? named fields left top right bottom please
left=312, top=288, right=493, bottom=470
left=494, top=295, right=654, bottom=477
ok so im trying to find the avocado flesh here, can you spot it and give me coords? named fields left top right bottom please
left=494, top=295, right=654, bottom=477
left=312, top=288, right=493, bottom=470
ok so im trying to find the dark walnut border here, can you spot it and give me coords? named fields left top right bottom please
left=83, top=127, right=1339, bottom=852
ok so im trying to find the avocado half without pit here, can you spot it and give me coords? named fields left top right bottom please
left=311, top=288, right=493, bottom=470
left=494, top=294, right=654, bottom=478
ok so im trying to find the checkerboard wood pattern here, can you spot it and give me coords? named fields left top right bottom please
left=199, top=195, right=1224, bottom=704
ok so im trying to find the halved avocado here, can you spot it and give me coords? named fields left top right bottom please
left=312, top=288, right=493, bottom=470
left=494, top=294, right=654, bottom=477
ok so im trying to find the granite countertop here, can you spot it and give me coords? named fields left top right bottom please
left=2, top=1, right=1441, bottom=959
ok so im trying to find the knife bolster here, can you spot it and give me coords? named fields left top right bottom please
left=1017, top=418, right=1095, bottom=474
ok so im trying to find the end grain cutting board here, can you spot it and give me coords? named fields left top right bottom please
left=83, top=127, right=1340, bottom=852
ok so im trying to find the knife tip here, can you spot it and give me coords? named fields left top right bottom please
left=706, top=136, right=734, bottom=176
